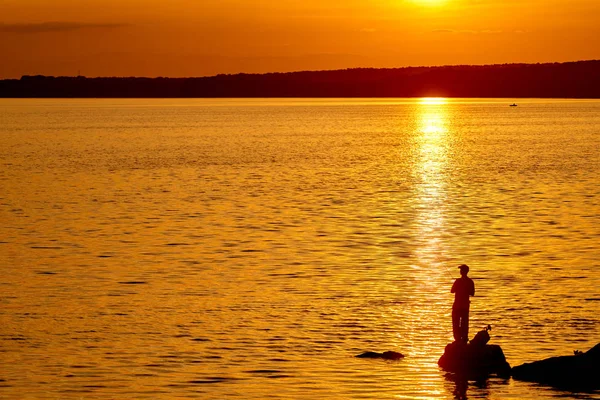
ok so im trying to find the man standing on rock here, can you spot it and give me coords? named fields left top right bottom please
left=451, top=264, right=475, bottom=343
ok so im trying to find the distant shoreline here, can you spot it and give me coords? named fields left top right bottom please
left=1, top=60, right=599, bottom=98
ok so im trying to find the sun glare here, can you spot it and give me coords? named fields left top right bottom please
left=411, top=0, right=447, bottom=6
left=420, top=97, right=448, bottom=105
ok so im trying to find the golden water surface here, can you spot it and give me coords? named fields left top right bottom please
left=1, top=98, right=599, bottom=399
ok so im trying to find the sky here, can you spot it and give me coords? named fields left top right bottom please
left=1, top=0, right=599, bottom=78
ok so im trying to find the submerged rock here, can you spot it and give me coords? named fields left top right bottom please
left=356, top=351, right=405, bottom=360
left=511, top=342, right=600, bottom=390
left=438, top=342, right=511, bottom=377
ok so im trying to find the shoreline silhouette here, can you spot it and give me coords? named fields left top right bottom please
left=1, top=60, right=599, bottom=98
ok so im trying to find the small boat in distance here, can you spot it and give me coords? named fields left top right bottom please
left=509, top=103, right=518, bottom=107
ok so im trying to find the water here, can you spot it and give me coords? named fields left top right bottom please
left=1, top=98, right=599, bottom=399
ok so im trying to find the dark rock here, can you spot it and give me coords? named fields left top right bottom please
left=438, top=341, right=511, bottom=377
left=356, top=351, right=405, bottom=360
left=511, top=342, right=600, bottom=390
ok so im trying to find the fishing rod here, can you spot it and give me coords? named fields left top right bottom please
left=440, top=262, right=456, bottom=281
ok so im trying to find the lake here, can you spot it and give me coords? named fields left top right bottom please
left=1, top=98, right=599, bottom=399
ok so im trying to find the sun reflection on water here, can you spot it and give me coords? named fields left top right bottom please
left=390, top=98, right=458, bottom=395
left=420, top=97, right=448, bottom=105
left=414, top=99, right=451, bottom=268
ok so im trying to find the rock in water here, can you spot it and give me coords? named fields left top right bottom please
left=438, top=342, right=511, bottom=377
left=511, top=342, right=600, bottom=390
left=356, top=351, right=405, bottom=360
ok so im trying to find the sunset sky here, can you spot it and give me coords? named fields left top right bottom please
left=1, top=0, right=599, bottom=78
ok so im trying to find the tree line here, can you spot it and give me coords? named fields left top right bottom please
left=1, top=60, right=599, bottom=98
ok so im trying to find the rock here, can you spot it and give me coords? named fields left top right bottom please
left=356, top=351, right=405, bottom=360
left=511, top=342, right=600, bottom=390
left=438, top=341, right=511, bottom=377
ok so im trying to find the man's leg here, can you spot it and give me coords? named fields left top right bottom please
left=460, top=308, right=470, bottom=343
left=452, top=308, right=460, bottom=342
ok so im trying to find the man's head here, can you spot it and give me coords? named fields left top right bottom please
left=458, top=264, right=469, bottom=276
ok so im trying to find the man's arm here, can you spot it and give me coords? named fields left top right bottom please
left=451, top=280, right=457, bottom=293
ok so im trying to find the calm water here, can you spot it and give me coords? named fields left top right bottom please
left=1, top=98, right=599, bottom=399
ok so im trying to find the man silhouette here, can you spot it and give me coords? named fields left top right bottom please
left=451, top=264, right=475, bottom=343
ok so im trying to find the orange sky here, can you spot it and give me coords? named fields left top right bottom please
left=1, top=0, right=599, bottom=78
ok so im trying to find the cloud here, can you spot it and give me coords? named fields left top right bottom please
left=432, top=29, right=476, bottom=34
left=431, top=29, right=462, bottom=34
left=431, top=29, right=506, bottom=35
left=0, top=22, right=129, bottom=34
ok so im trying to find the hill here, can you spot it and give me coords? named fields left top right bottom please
left=1, top=60, right=599, bottom=98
